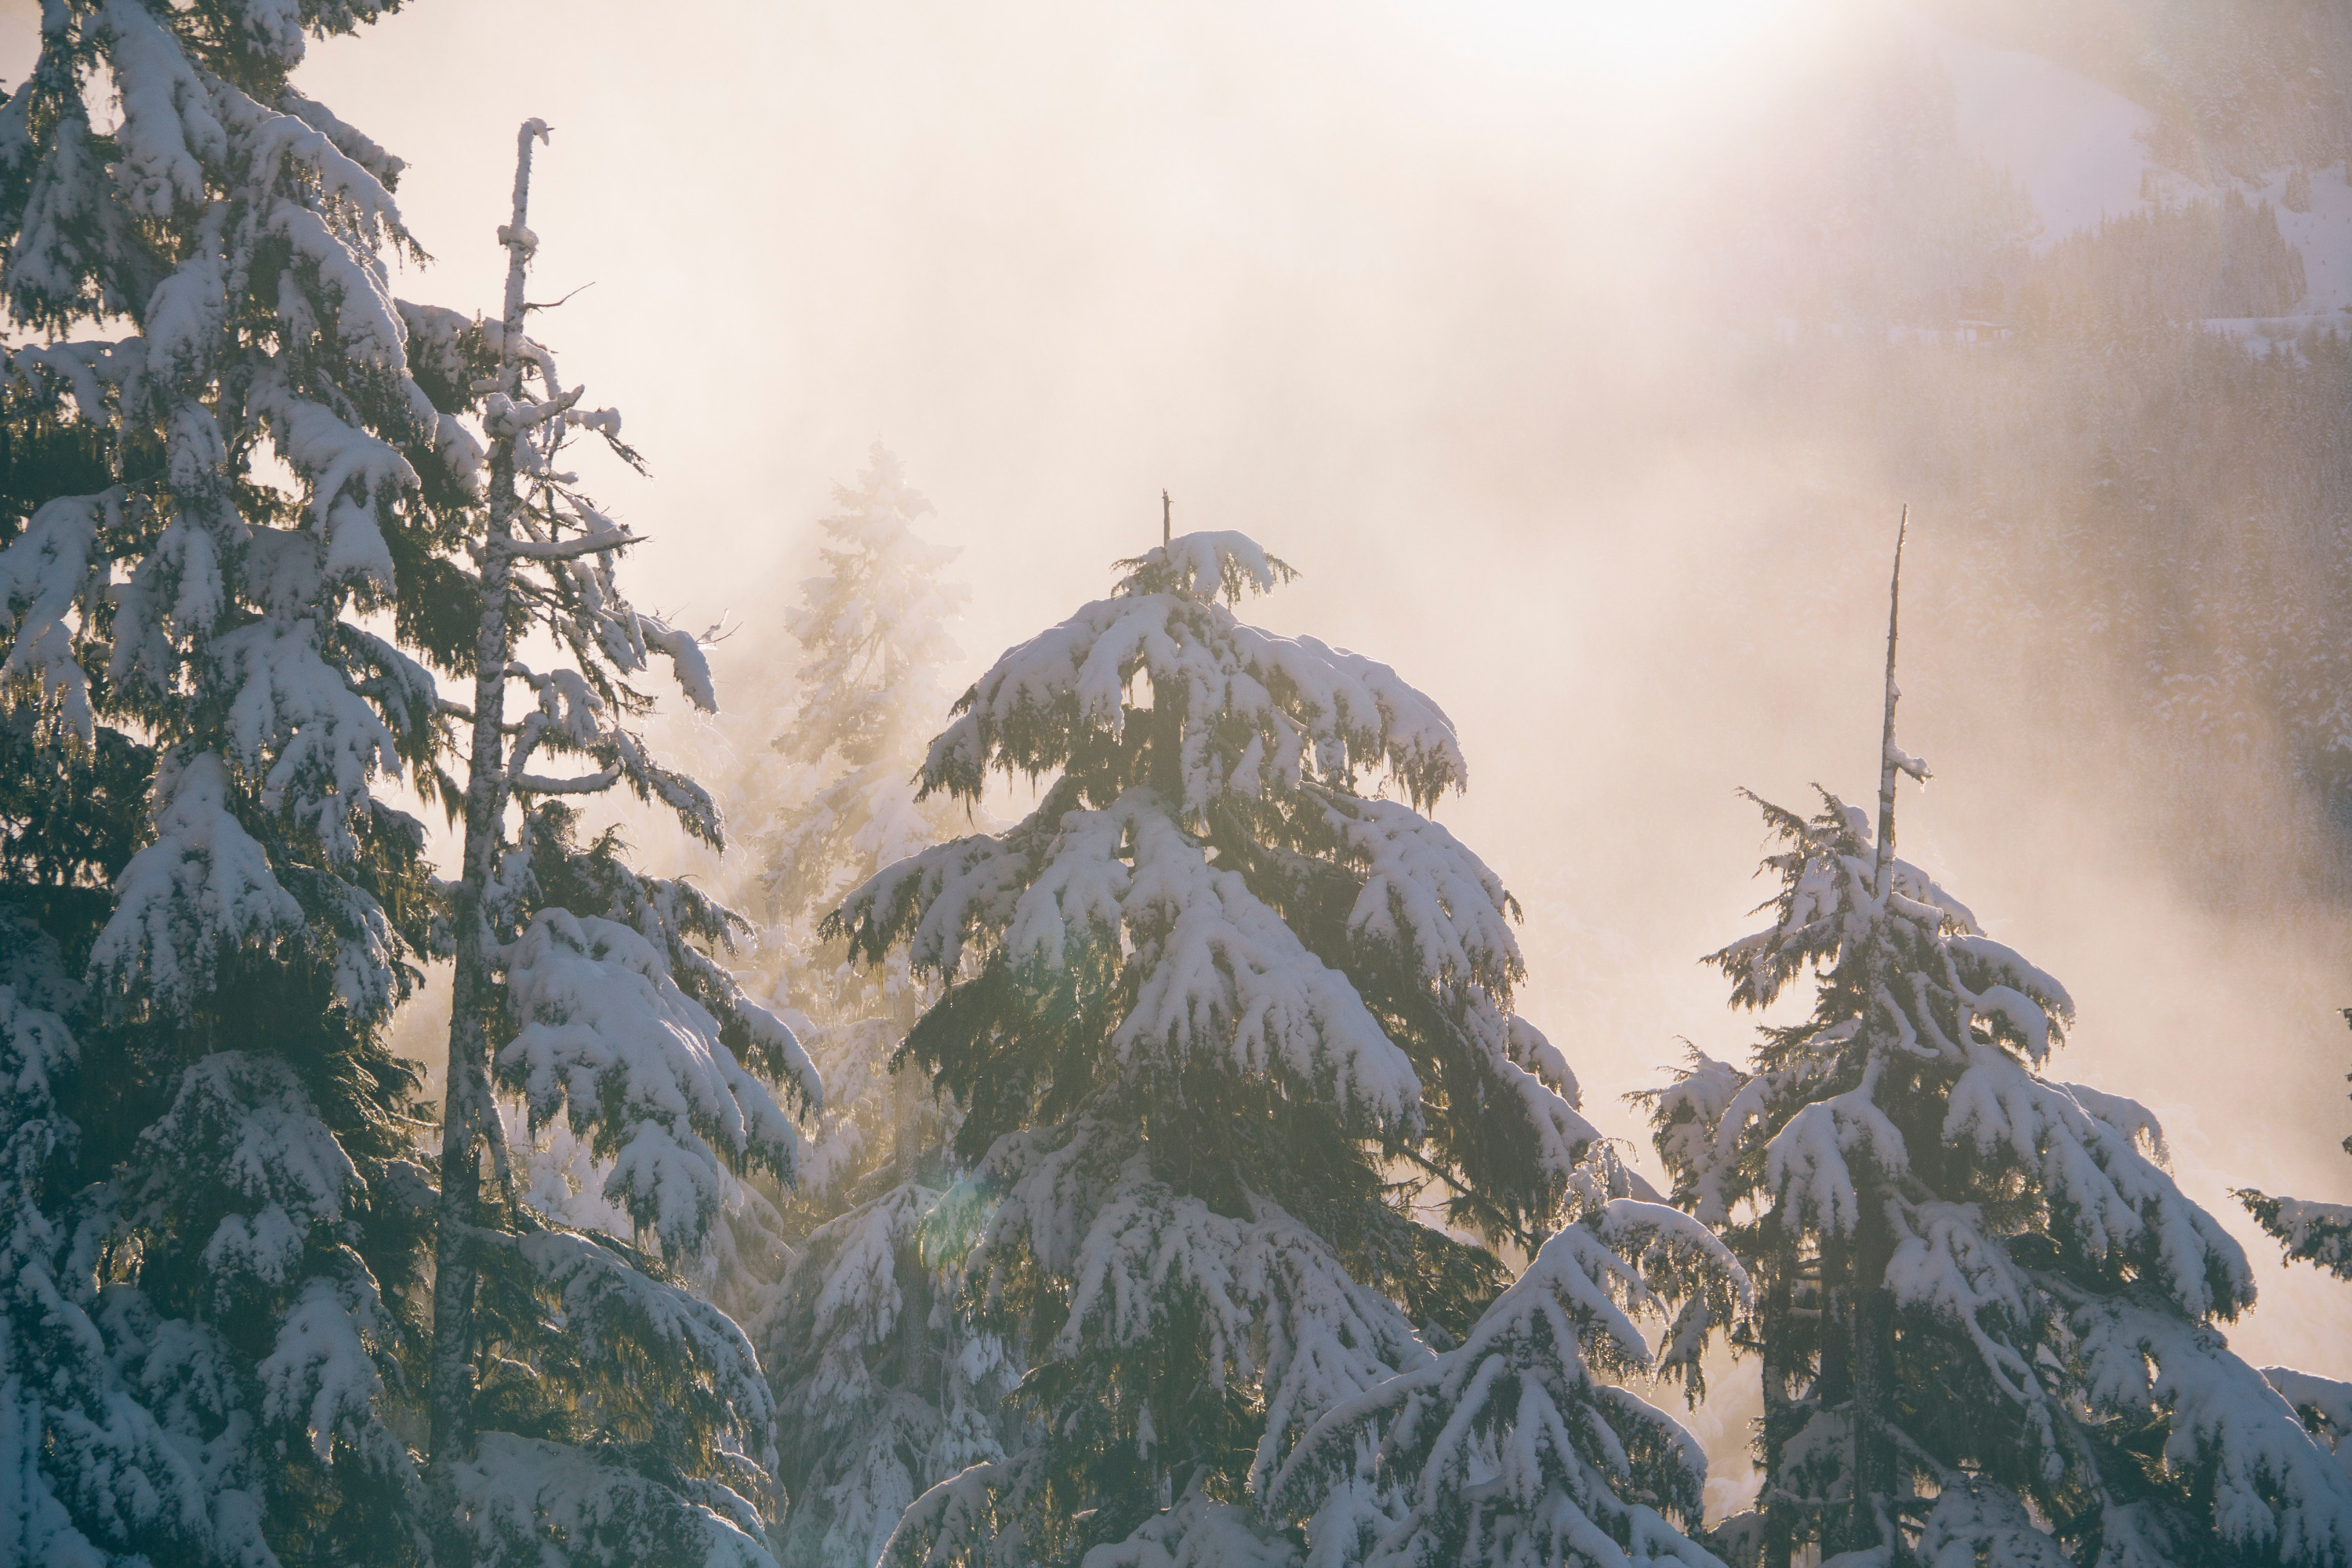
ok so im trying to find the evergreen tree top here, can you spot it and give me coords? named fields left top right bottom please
left=1642, top=532, right=2352, bottom=1566
left=919, top=528, right=1466, bottom=813
left=777, top=442, right=966, bottom=773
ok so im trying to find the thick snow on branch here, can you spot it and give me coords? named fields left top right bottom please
left=1886, top=1199, right=2044, bottom=1406
left=1945, top=1039, right=2251, bottom=1316
left=1080, top=1484, right=1298, bottom=1567
left=1034, top=1158, right=1432, bottom=1497
left=1316, top=790, right=1523, bottom=1002
left=782, top=1182, right=942, bottom=1407
left=924, top=533, right=1464, bottom=811
left=2263, top=1368, right=2352, bottom=1482
left=0, top=492, right=110, bottom=742
left=1109, top=800, right=1419, bottom=1123
left=2243, top=1192, right=2352, bottom=1279
left=837, top=822, right=1044, bottom=981
left=765, top=1179, right=1015, bottom=1568
left=1112, top=532, right=1295, bottom=605
left=102, top=0, right=226, bottom=217
left=516, top=1229, right=778, bottom=1457
left=256, top=1269, right=412, bottom=1476
left=447, top=1432, right=777, bottom=1568
left=2071, top=1291, right=2352, bottom=1563
left=278, top=87, right=404, bottom=186
left=498, top=909, right=804, bottom=1248
left=90, top=753, right=304, bottom=1015
left=133, top=1052, right=359, bottom=1264
left=1915, top=1485, right=2071, bottom=1568
left=210, top=613, right=401, bottom=860
left=249, top=376, right=419, bottom=584
left=844, top=789, right=1421, bottom=1127
left=0, top=1271, right=275, bottom=1568
left=1764, top=1071, right=1909, bottom=1236
left=1640, top=1051, right=1750, bottom=1229
left=1272, top=1207, right=1737, bottom=1568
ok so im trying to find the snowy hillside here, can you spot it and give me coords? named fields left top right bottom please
left=1905, top=5, right=2352, bottom=318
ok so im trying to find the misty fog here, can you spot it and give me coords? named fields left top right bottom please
left=42, top=0, right=2338, bottom=1507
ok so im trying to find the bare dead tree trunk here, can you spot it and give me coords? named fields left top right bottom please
left=1849, top=506, right=1911, bottom=1560
left=428, top=118, right=548, bottom=1568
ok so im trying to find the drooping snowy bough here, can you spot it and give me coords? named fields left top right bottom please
left=1643, top=543, right=2352, bottom=1566
left=829, top=532, right=1742, bottom=1566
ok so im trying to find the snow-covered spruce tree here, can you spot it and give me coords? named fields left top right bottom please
left=0, top=2, right=479, bottom=1561
left=738, top=447, right=1016, bottom=1568
left=829, top=532, right=1735, bottom=1566
left=422, top=123, right=818, bottom=1568
left=1643, top=536, right=2352, bottom=1567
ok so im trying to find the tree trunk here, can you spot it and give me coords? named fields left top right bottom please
left=427, top=118, right=545, bottom=1568
left=1758, top=1226, right=1798, bottom=1568
left=1847, top=1181, right=1899, bottom=1559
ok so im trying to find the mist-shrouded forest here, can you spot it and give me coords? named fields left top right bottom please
left=5, top=0, right=2352, bottom=1564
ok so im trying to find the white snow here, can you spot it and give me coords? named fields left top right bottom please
left=1271, top=1203, right=1744, bottom=1568
left=0, top=492, right=107, bottom=742
left=1902, top=9, right=2352, bottom=317
left=2074, top=1293, right=2352, bottom=1563
left=499, top=909, right=805, bottom=1250
left=90, top=753, right=306, bottom=1014
left=1899, top=9, right=2159, bottom=252
left=448, top=1432, right=777, bottom=1568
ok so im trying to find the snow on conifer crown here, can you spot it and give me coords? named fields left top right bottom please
left=829, top=529, right=1585, bottom=1152
left=920, top=529, right=1468, bottom=813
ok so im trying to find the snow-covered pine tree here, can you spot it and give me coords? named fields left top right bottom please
left=829, top=531, right=1735, bottom=1566
left=730, top=446, right=1018, bottom=1568
left=0, top=2, right=492, bottom=1560
left=421, top=122, right=819, bottom=1568
left=1643, top=530, right=2352, bottom=1567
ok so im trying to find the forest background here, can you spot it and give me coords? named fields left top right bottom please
left=7, top=0, right=2341, bottom=1521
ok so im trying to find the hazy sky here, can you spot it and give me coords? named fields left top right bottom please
left=322, top=0, right=2352, bottom=1381
left=13, top=0, right=2350, bottom=1381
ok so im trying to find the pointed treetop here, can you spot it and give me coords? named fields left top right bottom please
left=1875, top=506, right=1929, bottom=895
left=1114, top=529, right=1297, bottom=604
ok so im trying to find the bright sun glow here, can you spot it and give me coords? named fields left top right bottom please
left=1386, top=0, right=1807, bottom=84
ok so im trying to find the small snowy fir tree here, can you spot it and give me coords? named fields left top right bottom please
left=1643, top=531, right=2352, bottom=1567
left=829, top=531, right=1738, bottom=1566
left=735, top=448, right=1016, bottom=1568
left=421, top=124, right=818, bottom=1568
left=0, top=2, right=474, bottom=1561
